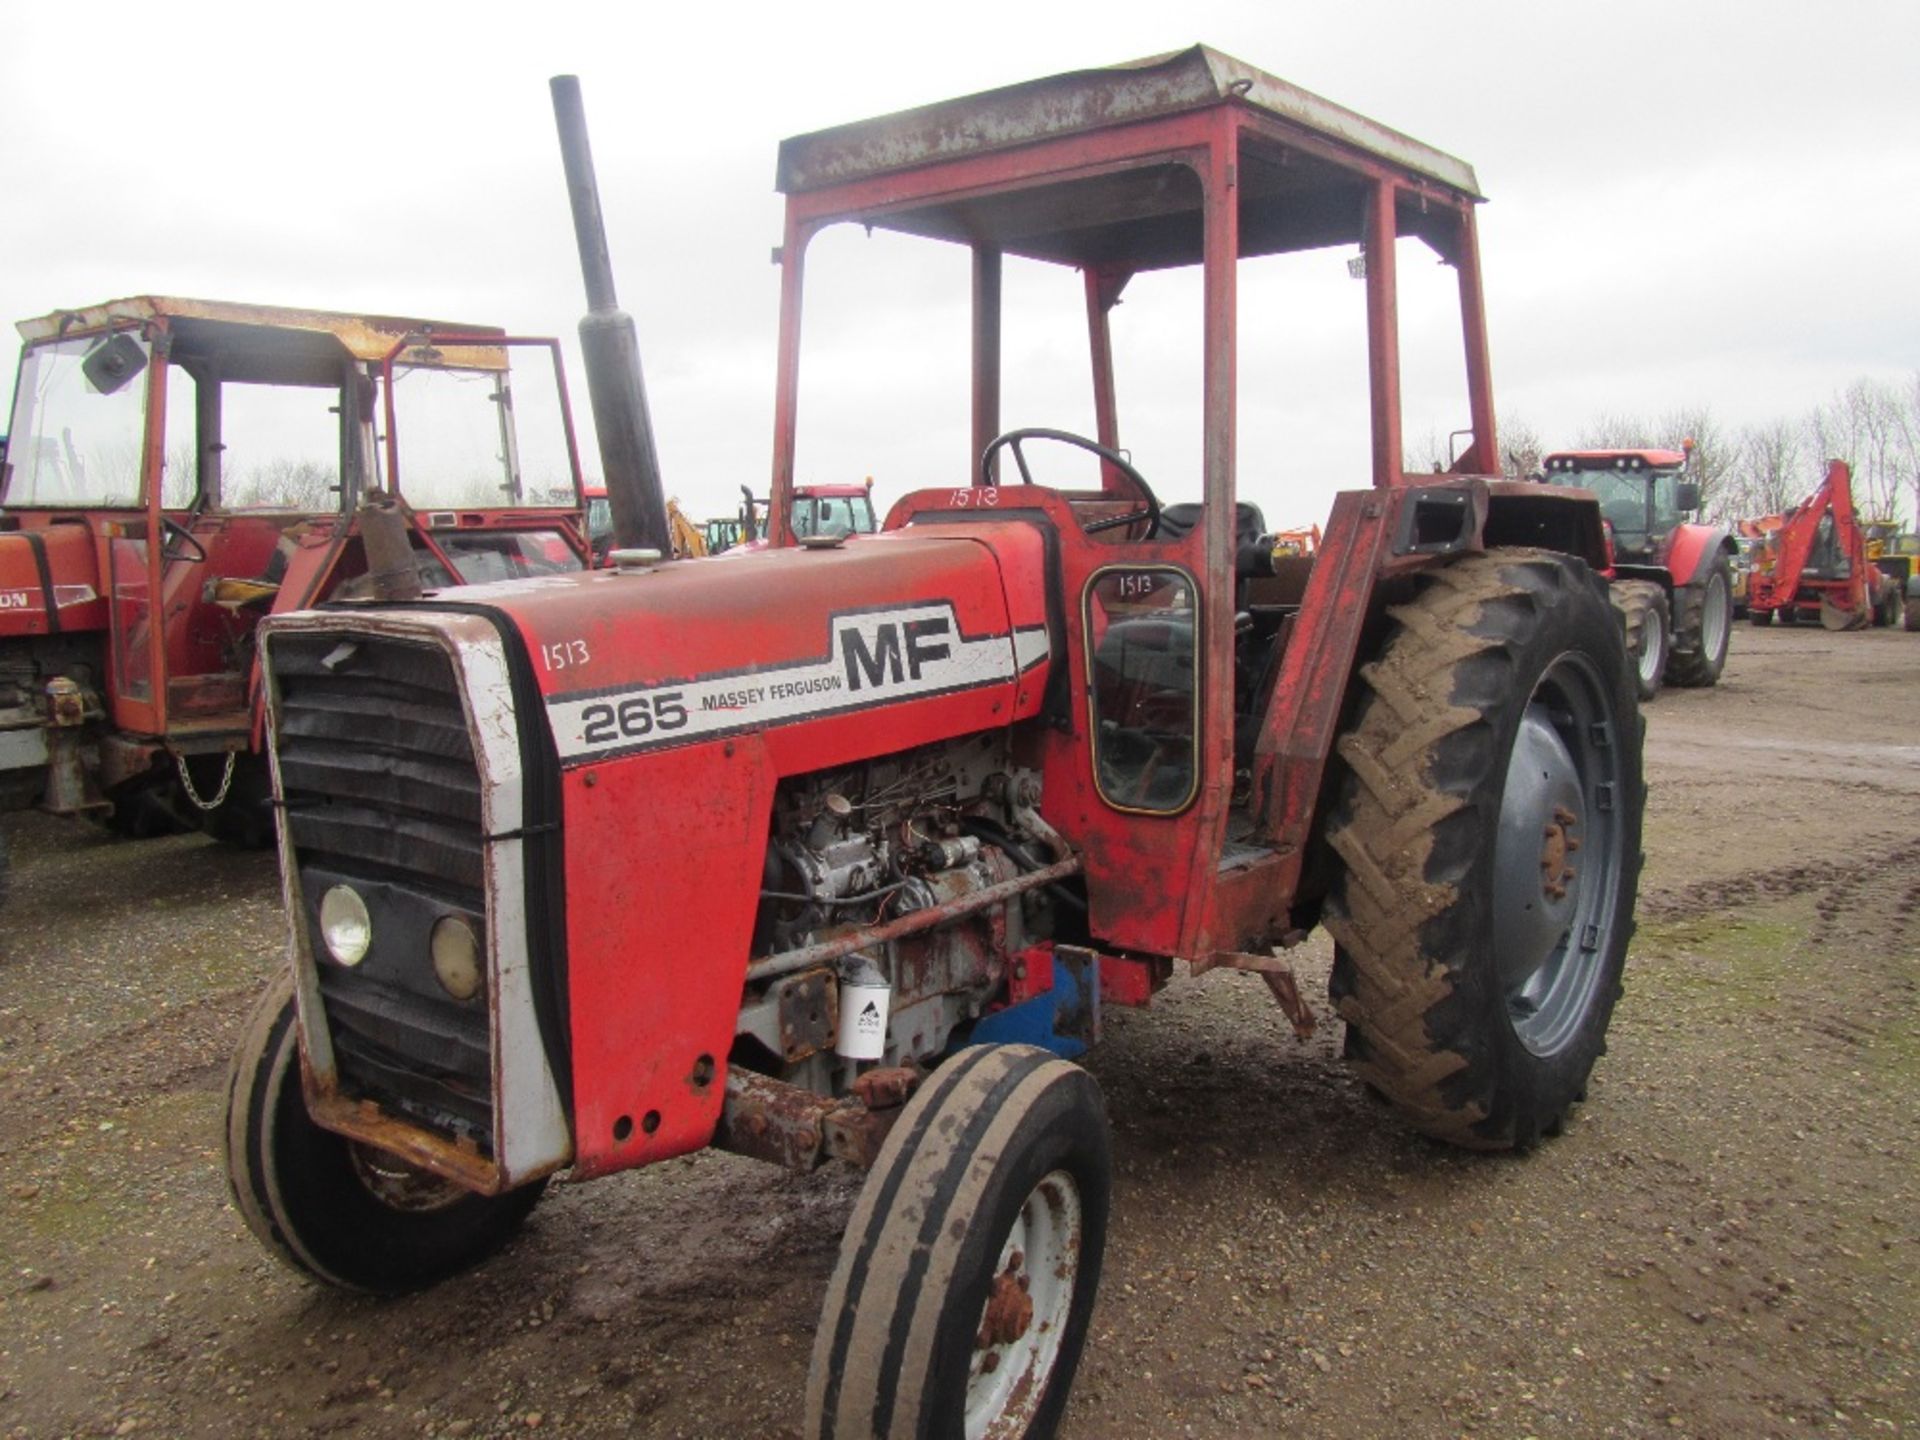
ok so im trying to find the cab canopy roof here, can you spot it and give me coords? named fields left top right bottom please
left=776, top=44, right=1484, bottom=272
left=17, top=296, right=511, bottom=384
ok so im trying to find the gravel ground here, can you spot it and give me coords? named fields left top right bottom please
left=0, top=622, right=1915, bottom=1440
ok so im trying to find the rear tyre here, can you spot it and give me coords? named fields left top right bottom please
left=1874, top=582, right=1902, bottom=629
left=1748, top=608, right=1772, bottom=627
left=0, top=826, right=10, bottom=910
left=224, top=972, right=546, bottom=1293
left=1325, top=549, right=1644, bottom=1150
left=97, top=780, right=195, bottom=839
left=195, top=754, right=277, bottom=850
left=1666, top=558, right=1732, bottom=688
left=806, top=1044, right=1110, bottom=1440
left=1905, top=598, right=1920, bottom=633
left=1612, top=580, right=1669, bottom=701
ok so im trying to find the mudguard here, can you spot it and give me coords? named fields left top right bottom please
left=0, top=524, right=106, bottom=637
left=1664, top=521, right=1735, bottom=589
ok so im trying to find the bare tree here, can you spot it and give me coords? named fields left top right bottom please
left=1808, top=378, right=1905, bottom=521
left=1728, top=418, right=1806, bottom=519
left=1499, top=414, right=1544, bottom=479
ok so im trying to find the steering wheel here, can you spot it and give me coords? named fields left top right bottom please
left=160, top=516, right=208, bottom=564
left=979, top=427, right=1161, bottom=539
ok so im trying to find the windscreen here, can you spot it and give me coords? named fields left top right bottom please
left=3, top=333, right=152, bottom=507
left=389, top=356, right=578, bottom=511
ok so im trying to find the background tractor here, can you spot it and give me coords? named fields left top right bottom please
left=225, top=51, right=1645, bottom=1440
left=1540, top=446, right=1738, bottom=699
left=0, top=298, right=591, bottom=890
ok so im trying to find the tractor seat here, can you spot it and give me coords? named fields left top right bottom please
left=208, top=576, right=281, bottom=612
left=1155, top=501, right=1273, bottom=577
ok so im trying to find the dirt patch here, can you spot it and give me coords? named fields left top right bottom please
left=1, top=624, right=1915, bottom=1439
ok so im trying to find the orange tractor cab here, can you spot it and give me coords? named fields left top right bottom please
left=225, top=52, right=1644, bottom=1438
left=0, top=297, right=589, bottom=875
left=1747, top=459, right=1904, bottom=629
left=1541, top=446, right=1737, bottom=699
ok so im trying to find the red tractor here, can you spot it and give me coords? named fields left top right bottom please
left=225, top=51, right=1644, bottom=1438
left=1540, top=446, right=1738, bottom=699
left=0, top=297, right=590, bottom=894
left=1747, top=459, right=1905, bottom=629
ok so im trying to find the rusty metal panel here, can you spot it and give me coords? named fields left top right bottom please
left=16, top=295, right=508, bottom=363
left=776, top=45, right=1479, bottom=200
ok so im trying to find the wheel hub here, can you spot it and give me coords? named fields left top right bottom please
left=965, top=1170, right=1081, bottom=1439
left=1539, top=805, right=1581, bottom=902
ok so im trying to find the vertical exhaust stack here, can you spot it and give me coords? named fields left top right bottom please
left=550, top=75, right=672, bottom=558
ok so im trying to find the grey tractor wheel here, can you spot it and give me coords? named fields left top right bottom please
left=1612, top=580, right=1670, bottom=701
left=806, top=1043, right=1110, bottom=1440
left=224, top=971, right=545, bottom=1294
left=1324, top=548, right=1645, bottom=1150
left=1667, top=557, right=1732, bottom=687
left=1906, top=598, right=1920, bottom=633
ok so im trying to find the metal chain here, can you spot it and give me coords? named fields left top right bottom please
left=175, top=751, right=238, bottom=812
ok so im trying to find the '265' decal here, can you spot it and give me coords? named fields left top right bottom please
left=577, top=692, right=689, bottom=745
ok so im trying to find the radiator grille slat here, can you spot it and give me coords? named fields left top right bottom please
left=271, top=631, right=494, bottom=1151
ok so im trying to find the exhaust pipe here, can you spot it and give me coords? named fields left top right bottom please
left=549, top=75, right=672, bottom=559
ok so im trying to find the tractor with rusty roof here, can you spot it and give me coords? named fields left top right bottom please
left=225, top=51, right=1644, bottom=1439
left=0, top=298, right=591, bottom=888
left=1540, top=445, right=1738, bottom=700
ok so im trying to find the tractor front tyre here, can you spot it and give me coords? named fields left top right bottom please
left=1667, top=557, right=1733, bottom=688
left=1325, top=549, right=1644, bottom=1150
left=1612, top=580, right=1669, bottom=701
left=806, top=1044, right=1110, bottom=1440
left=224, top=972, right=546, bottom=1294
left=1905, top=598, right=1920, bottom=633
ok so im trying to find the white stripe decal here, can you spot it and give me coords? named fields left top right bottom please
left=546, top=605, right=1049, bottom=763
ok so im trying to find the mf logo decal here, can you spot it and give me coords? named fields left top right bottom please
left=546, top=604, right=1048, bottom=763
left=0, top=590, right=33, bottom=610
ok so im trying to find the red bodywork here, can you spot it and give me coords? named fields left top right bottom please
left=260, top=47, right=1612, bottom=1194
left=0, top=298, right=588, bottom=823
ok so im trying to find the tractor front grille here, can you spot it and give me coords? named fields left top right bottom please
left=269, top=631, right=496, bottom=1150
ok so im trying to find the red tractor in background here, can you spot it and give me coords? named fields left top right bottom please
left=1747, top=458, right=1904, bottom=629
left=225, top=52, right=1645, bottom=1439
left=725, top=477, right=881, bottom=552
left=0, top=297, right=590, bottom=899
left=1541, top=446, right=1738, bottom=700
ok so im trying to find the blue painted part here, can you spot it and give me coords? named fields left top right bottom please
left=964, top=962, right=1087, bottom=1059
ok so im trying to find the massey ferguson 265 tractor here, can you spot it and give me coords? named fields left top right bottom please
left=1540, top=446, right=1738, bottom=700
left=226, top=50, right=1644, bottom=1439
left=0, top=298, right=592, bottom=896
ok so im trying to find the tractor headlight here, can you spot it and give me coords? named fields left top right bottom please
left=431, top=915, right=485, bottom=1002
left=319, top=885, right=373, bottom=966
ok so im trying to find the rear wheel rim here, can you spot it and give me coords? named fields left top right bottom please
left=1492, top=652, right=1626, bottom=1057
left=964, top=1169, right=1082, bottom=1439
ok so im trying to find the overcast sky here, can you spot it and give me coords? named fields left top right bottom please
left=5, top=1, right=1917, bottom=528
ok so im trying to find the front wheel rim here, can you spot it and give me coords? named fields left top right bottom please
left=1700, top=575, right=1730, bottom=661
left=964, top=1169, right=1082, bottom=1439
left=1491, top=652, right=1626, bottom=1057
left=1636, top=606, right=1666, bottom=687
